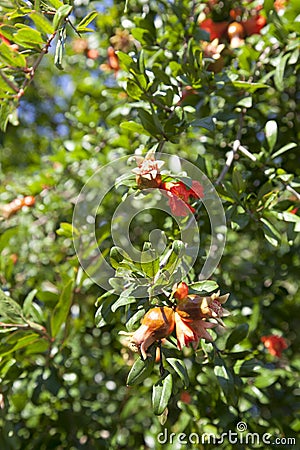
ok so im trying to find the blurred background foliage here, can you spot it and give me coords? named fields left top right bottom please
left=0, top=0, right=299, bottom=449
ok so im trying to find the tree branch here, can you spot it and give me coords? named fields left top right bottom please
left=216, top=139, right=240, bottom=185
left=0, top=70, right=19, bottom=93
left=17, top=31, right=57, bottom=99
left=216, top=111, right=246, bottom=185
left=286, top=184, right=300, bottom=202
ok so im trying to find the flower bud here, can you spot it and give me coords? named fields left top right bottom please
left=132, top=153, right=164, bottom=189
left=131, top=306, right=175, bottom=359
left=173, top=282, right=189, bottom=300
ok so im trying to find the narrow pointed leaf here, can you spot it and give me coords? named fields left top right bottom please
left=152, top=372, right=173, bottom=415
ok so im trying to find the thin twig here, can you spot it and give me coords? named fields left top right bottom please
left=238, top=144, right=257, bottom=161
left=216, top=111, right=245, bottom=185
left=146, top=93, right=172, bottom=113
left=0, top=321, right=29, bottom=328
left=0, top=70, right=19, bottom=93
left=286, top=184, right=300, bottom=202
left=17, top=31, right=57, bottom=99
left=0, top=320, right=51, bottom=341
left=65, top=17, right=81, bottom=38
left=216, top=139, right=240, bottom=185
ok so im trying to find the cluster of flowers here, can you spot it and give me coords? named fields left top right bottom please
left=132, top=153, right=204, bottom=217
left=198, top=0, right=287, bottom=61
left=130, top=282, right=230, bottom=359
left=261, top=334, right=288, bottom=358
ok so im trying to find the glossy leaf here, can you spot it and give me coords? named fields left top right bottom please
left=127, top=353, right=155, bottom=386
left=265, top=120, right=278, bottom=152
left=226, top=323, right=249, bottom=350
left=77, top=11, right=98, bottom=33
left=23, top=289, right=38, bottom=317
left=30, top=11, right=54, bottom=35
left=166, top=358, right=189, bottom=387
left=50, top=279, right=73, bottom=337
left=53, top=5, right=73, bottom=31
left=189, top=280, right=218, bottom=294
left=152, top=372, right=173, bottom=415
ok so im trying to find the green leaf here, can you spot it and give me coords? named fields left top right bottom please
left=214, top=357, right=236, bottom=404
left=172, top=240, right=185, bottom=256
left=260, top=217, right=281, bottom=247
left=110, top=246, right=133, bottom=269
left=0, top=332, right=40, bottom=358
left=95, top=297, right=114, bottom=328
left=111, top=295, right=136, bottom=313
left=127, top=353, right=155, bottom=386
left=231, top=80, right=268, bottom=92
left=126, top=81, right=143, bottom=100
left=138, top=109, right=161, bottom=136
left=275, top=211, right=300, bottom=232
left=238, top=358, right=262, bottom=377
left=0, top=74, right=16, bottom=94
left=0, top=290, right=24, bottom=323
left=54, top=27, right=66, bottom=70
left=166, top=358, right=189, bottom=387
left=77, top=11, right=98, bottom=33
left=274, top=53, right=290, bottom=92
left=14, top=28, right=44, bottom=47
left=23, top=289, right=38, bottom=317
left=190, top=116, right=215, bottom=131
left=264, top=0, right=275, bottom=14
left=232, top=166, right=246, bottom=194
left=30, top=11, right=54, bottom=35
left=0, top=358, right=16, bottom=377
left=120, top=121, right=151, bottom=136
left=126, top=308, right=145, bottom=331
left=141, top=243, right=159, bottom=279
left=226, top=323, right=249, bottom=350
left=117, top=51, right=134, bottom=69
left=50, top=279, right=73, bottom=337
left=271, top=142, right=297, bottom=159
left=53, top=4, right=73, bottom=31
left=265, top=120, right=277, bottom=152
left=236, top=96, right=252, bottom=108
left=254, top=373, right=278, bottom=389
left=47, top=0, right=63, bottom=9
left=152, top=372, right=173, bottom=415
left=0, top=42, right=26, bottom=68
left=56, top=222, right=74, bottom=238
left=131, top=27, right=153, bottom=46
left=189, top=280, right=218, bottom=294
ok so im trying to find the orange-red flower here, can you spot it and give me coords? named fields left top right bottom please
left=174, top=291, right=229, bottom=350
left=100, top=47, right=120, bottom=74
left=199, top=18, right=228, bottom=41
left=161, top=180, right=204, bottom=217
left=242, top=15, right=266, bottom=36
left=174, top=311, right=215, bottom=350
left=173, top=282, right=189, bottom=300
left=176, top=291, right=230, bottom=326
left=180, top=391, right=192, bottom=404
left=131, top=306, right=175, bottom=359
left=261, top=335, right=288, bottom=357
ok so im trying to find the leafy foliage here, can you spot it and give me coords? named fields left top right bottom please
left=0, top=0, right=299, bottom=449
